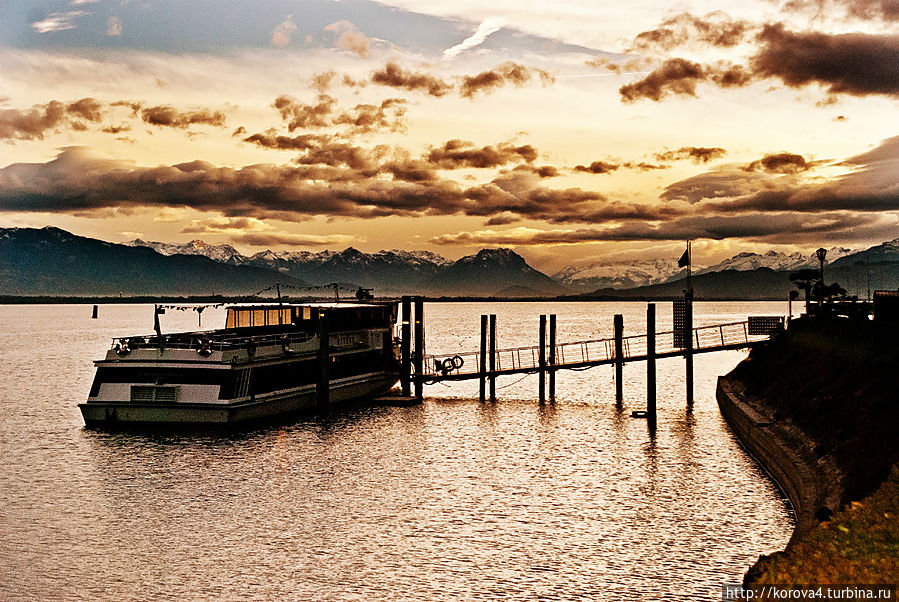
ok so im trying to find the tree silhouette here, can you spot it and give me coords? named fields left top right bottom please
left=789, top=268, right=821, bottom=308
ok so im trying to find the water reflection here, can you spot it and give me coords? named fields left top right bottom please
left=0, top=302, right=793, bottom=600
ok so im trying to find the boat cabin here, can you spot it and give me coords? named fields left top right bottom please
left=224, top=303, right=396, bottom=332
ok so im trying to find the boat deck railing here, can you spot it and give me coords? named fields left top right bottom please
left=111, top=330, right=317, bottom=352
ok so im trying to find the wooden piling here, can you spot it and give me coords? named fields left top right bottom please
left=489, top=314, right=497, bottom=402
left=479, top=315, right=487, bottom=403
left=685, top=298, right=694, bottom=410
left=317, top=310, right=330, bottom=407
left=414, top=297, right=424, bottom=401
left=614, top=313, right=624, bottom=409
left=548, top=314, right=556, bottom=403
left=91, top=304, right=98, bottom=319
left=646, top=303, right=656, bottom=421
left=538, top=315, right=547, bottom=404
left=400, top=296, right=411, bottom=397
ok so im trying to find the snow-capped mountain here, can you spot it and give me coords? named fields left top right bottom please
left=127, top=239, right=243, bottom=264
left=553, top=258, right=688, bottom=292
left=698, top=247, right=853, bottom=275
left=831, top=238, right=899, bottom=267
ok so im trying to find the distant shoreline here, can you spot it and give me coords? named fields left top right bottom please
left=0, top=295, right=789, bottom=305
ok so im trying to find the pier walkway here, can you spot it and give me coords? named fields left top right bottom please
left=423, top=319, right=778, bottom=382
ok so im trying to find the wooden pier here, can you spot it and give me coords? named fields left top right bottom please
left=397, top=296, right=784, bottom=417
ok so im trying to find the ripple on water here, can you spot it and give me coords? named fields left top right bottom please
left=0, top=302, right=792, bottom=600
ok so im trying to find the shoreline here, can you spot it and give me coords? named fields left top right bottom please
left=716, top=376, right=844, bottom=546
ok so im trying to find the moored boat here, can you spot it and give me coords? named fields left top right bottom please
left=79, top=302, right=399, bottom=427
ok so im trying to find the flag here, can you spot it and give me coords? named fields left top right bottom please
left=678, top=247, right=690, bottom=268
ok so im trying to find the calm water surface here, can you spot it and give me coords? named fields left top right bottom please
left=0, top=302, right=792, bottom=600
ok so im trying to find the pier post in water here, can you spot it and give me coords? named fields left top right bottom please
left=489, top=314, right=497, bottom=403
left=400, top=296, right=411, bottom=397
left=646, top=303, right=656, bottom=421
left=479, top=315, right=487, bottom=403
left=317, top=310, right=330, bottom=407
left=685, top=298, right=694, bottom=410
left=548, top=314, right=556, bottom=403
left=538, top=315, right=547, bottom=404
left=413, top=297, right=424, bottom=402
left=614, top=314, right=624, bottom=409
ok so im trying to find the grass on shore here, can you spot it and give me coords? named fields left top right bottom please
left=750, top=465, right=899, bottom=585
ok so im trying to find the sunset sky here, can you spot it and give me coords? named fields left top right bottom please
left=1, top=0, right=898, bottom=272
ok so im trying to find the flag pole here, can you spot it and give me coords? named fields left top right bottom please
left=687, top=240, right=692, bottom=300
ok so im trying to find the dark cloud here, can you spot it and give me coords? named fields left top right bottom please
left=101, top=125, right=131, bottom=134
left=631, top=12, right=752, bottom=51
left=272, top=94, right=406, bottom=134
left=574, top=160, right=669, bottom=173
left=745, top=152, right=812, bottom=173
left=331, top=98, right=407, bottom=133
left=780, top=0, right=899, bottom=22
left=655, top=146, right=728, bottom=163
left=619, top=58, right=708, bottom=101
left=371, top=63, right=453, bottom=97
left=428, top=139, right=537, bottom=169
left=66, top=98, right=103, bottom=122
left=751, top=24, right=899, bottom=98
left=274, top=94, right=335, bottom=130
left=0, top=147, right=626, bottom=225
left=0, top=99, right=106, bottom=140
left=575, top=161, right=619, bottom=174
left=662, top=135, right=899, bottom=218
left=430, top=212, right=883, bottom=246
left=459, top=62, right=554, bottom=98
left=513, top=165, right=559, bottom=178
left=141, top=105, right=227, bottom=128
left=243, top=132, right=330, bottom=151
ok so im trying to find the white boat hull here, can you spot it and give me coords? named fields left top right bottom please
left=79, top=372, right=398, bottom=427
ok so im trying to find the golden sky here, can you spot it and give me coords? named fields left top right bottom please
left=1, top=0, right=898, bottom=272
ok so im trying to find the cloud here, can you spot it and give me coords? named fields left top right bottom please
left=180, top=217, right=354, bottom=246
left=0, top=147, right=642, bottom=226
left=619, top=59, right=752, bottom=101
left=751, top=24, right=899, bottom=98
left=271, top=14, right=297, bottom=48
left=654, top=146, right=728, bottom=163
left=623, top=24, right=899, bottom=102
left=429, top=212, right=884, bottom=245
left=427, top=139, right=537, bottom=168
left=141, top=105, right=227, bottom=128
left=574, top=160, right=669, bottom=173
left=574, top=161, right=619, bottom=174
left=780, top=0, right=899, bottom=22
left=371, top=63, right=453, bottom=97
left=31, top=11, right=88, bottom=34
left=631, top=12, right=751, bottom=52
left=271, top=94, right=406, bottom=134
left=443, top=17, right=506, bottom=58
left=663, top=135, right=899, bottom=218
left=0, top=98, right=104, bottom=140
left=107, top=16, right=122, bottom=37
left=323, top=21, right=373, bottom=58
left=101, top=125, right=131, bottom=134
left=745, top=152, right=813, bottom=173
left=619, top=58, right=708, bottom=102
left=459, top=62, right=554, bottom=98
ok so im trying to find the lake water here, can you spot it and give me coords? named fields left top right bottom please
left=0, top=301, right=793, bottom=600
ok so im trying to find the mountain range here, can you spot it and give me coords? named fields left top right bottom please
left=4, top=226, right=899, bottom=298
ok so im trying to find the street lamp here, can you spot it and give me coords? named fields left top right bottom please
left=816, top=247, right=827, bottom=285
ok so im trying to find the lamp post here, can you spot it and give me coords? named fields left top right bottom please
left=816, top=248, right=827, bottom=286
left=816, top=248, right=827, bottom=318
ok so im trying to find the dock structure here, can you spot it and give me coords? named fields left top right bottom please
left=397, top=296, right=784, bottom=413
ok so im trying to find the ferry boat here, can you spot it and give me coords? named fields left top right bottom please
left=79, top=302, right=400, bottom=427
